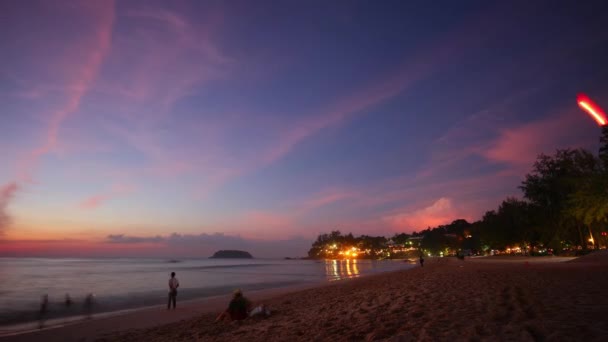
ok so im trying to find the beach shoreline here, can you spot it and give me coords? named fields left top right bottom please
left=3, top=255, right=608, bottom=341
left=0, top=261, right=416, bottom=342
left=0, top=257, right=411, bottom=330
left=0, top=281, right=330, bottom=341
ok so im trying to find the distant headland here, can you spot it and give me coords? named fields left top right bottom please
left=209, top=250, right=253, bottom=259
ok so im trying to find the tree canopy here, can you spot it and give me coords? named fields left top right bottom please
left=308, top=131, right=608, bottom=258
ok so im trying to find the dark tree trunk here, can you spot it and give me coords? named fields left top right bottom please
left=577, top=225, right=586, bottom=250
left=599, top=126, right=608, bottom=167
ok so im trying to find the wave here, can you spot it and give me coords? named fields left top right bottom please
left=0, top=280, right=303, bottom=327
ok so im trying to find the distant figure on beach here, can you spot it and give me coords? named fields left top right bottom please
left=419, top=255, right=425, bottom=267
left=38, top=294, right=48, bottom=328
left=168, top=272, right=179, bottom=310
left=65, top=293, right=72, bottom=308
left=215, top=289, right=270, bottom=322
left=84, top=293, right=95, bottom=318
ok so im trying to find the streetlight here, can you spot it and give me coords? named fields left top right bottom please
left=578, top=94, right=608, bottom=162
left=578, top=94, right=608, bottom=160
left=577, top=94, right=607, bottom=126
left=577, top=93, right=608, bottom=250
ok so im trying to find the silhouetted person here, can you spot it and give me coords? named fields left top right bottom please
left=215, top=289, right=269, bottom=322
left=84, top=293, right=95, bottom=319
left=168, top=272, right=179, bottom=310
left=419, top=255, right=425, bottom=267
left=65, top=293, right=72, bottom=308
left=457, top=251, right=465, bottom=260
left=38, top=294, right=48, bottom=329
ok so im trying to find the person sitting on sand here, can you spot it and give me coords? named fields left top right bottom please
left=215, top=289, right=270, bottom=322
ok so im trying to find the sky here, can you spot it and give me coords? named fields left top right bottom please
left=1, top=0, right=608, bottom=258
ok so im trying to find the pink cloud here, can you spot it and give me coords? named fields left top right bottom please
left=79, top=183, right=135, bottom=210
left=17, top=2, right=116, bottom=183
left=382, top=197, right=471, bottom=231
left=387, top=111, right=593, bottom=229
left=482, top=110, right=593, bottom=168
left=79, top=194, right=112, bottom=210
left=284, top=161, right=521, bottom=233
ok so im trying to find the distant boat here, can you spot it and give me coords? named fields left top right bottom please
left=167, top=259, right=180, bottom=263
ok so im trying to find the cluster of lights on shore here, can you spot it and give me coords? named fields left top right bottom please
left=325, top=244, right=361, bottom=258
left=322, top=241, right=421, bottom=259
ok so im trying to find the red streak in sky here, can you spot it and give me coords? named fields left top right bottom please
left=577, top=94, right=607, bottom=126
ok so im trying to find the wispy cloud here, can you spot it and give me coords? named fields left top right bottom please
left=17, top=2, right=116, bottom=183
left=87, top=7, right=237, bottom=198
left=104, top=7, right=232, bottom=112
left=0, top=182, right=20, bottom=235
left=1, top=2, right=116, bottom=235
left=95, top=3, right=512, bottom=201
left=296, top=188, right=358, bottom=214
left=79, top=183, right=135, bottom=210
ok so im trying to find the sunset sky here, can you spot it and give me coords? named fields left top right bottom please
left=1, top=0, right=607, bottom=258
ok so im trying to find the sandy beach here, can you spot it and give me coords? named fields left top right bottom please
left=3, top=254, right=608, bottom=342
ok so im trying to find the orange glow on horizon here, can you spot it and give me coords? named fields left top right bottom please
left=0, top=239, right=166, bottom=257
left=577, top=94, right=607, bottom=126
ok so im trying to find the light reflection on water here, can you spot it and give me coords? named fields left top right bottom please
left=325, top=258, right=385, bottom=281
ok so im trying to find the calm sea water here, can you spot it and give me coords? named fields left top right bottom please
left=0, top=257, right=412, bottom=328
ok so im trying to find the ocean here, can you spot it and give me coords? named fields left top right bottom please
left=0, top=257, right=413, bottom=330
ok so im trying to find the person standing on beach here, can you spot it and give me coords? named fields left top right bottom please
left=84, top=293, right=95, bottom=319
left=38, top=294, right=48, bottom=328
left=168, top=272, right=179, bottom=310
left=419, top=255, right=424, bottom=267
left=65, top=293, right=72, bottom=308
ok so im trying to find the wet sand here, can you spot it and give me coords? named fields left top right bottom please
left=3, top=255, right=608, bottom=341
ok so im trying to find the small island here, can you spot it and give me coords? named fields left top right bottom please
left=209, top=250, right=253, bottom=259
